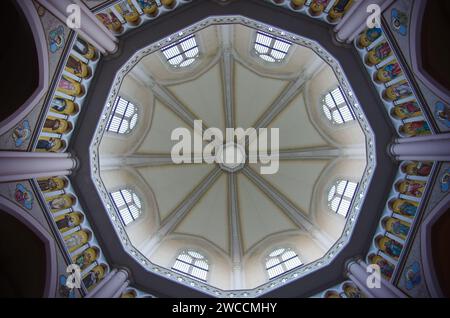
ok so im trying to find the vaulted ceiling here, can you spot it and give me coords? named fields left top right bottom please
left=98, top=23, right=367, bottom=291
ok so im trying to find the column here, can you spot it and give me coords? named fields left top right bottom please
left=0, top=152, right=77, bottom=183
left=86, top=268, right=130, bottom=298
left=346, top=259, right=406, bottom=298
left=389, top=133, right=450, bottom=161
left=36, top=0, right=118, bottom=55
left=334, top=0, right=395, bottom=43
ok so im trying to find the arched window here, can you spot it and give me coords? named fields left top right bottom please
left=322, top=87, right=355, bottom=125
left=265, top=248, right=302, bottom=279
left=172, top=250, right=209, bottom=281
left=110, top=189, right=142, bottom=226
left=254, top=31, right=292, bottom=63
left=328, top=180, right=358, bottom=217
left=106, top=96, right=138, bottom=134
left=162, top=35, right=199, bottom=68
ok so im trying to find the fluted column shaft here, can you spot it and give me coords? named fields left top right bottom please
left=334, top=0, right=394, bottom=43
left=346, top=259, right=406, bottom=298
left=86, top=269, right=130, bottom=298
left=0, top=152, right=77, bottom=182
left=389, top=133, right=450, bottom=161
left=36, top=0, right=118, bottom=54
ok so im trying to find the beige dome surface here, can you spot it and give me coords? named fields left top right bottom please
left=98, top=23, right=367, bottom=291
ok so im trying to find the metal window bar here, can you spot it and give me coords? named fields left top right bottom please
left=329, top=87, right=355, bottom=123
left=255, top=32, right=292, bottom=54
left=334, top=181, right=349, bottom=216
left=172, top=256, right=208, bottom=281
left=266, top=253, right=302, bottom=279
left=162, top=35, right=199, bottom=64
left=110, top=190, right=138, bottom=226
left=333, top=181, right=358, bottom=217
left=107, top=97, right=132, bottom=133
left=329, top=89, right=347, bottom=124
left=337, top=86, right=356, bottom=120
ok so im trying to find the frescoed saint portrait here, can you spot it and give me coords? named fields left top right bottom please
left=441, top=169, right=450, bottom=193
left=391, top=8, right=408, bottom=36
left=49, top=26, right=65, bottom=53
left=405, top=262, right=421, bottom=290
left=435, top=102, right=450, bottom=128
left=15, top=184, right=34, bottom=210
left=12, top=120, right=31, bottom=148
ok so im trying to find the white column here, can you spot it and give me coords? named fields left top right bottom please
left=0, top=152, right=77, bottom=182
left=334, top=0, right=395, bottom=43
left=86, top=269, right=130, bottom=298
left=389, top=133, right=450, bottom=161
left=36, top=0, right=118, bottom=55
left=346, top=259, right=407, bottom=298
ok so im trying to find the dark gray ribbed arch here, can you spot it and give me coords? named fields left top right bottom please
left=70, top=0, right=398, bottom=298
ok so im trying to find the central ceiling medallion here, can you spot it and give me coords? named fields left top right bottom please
left=216, top=143, right=246, bottom=172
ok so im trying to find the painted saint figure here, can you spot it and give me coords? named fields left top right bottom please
left=83, top=264, right=107, bottom=290
left=328, top=0, right=353, bottom=23
left=358, top=27, right=382, bottom=48
left=390, top=101, right=422, bottom=120
left=399, top=121, right=431, bottom=137
left=401, top=162, right=432, bottom=177
left=375, top=61, right=402, bottom=83
left=65, top=56, right=91, bottom=79
left=396, top=180, right=426, bottom=198
left=57, top=76, right=84, bottom=97
left=43, top=117, right=73, bottom=135
left=309, top=0, right=330, bottom=16
left=136, top=0, right=158, bottom=16
left=366, top=42, right=392, bottom=66
left=376, top=236, right=404, bottom=259
left=46, top=194, right=76, bottom=212
left=55, top=212, right=84, bottom=233
left=73, top=38, right=98, bottom=61
left=50, top=98, right=79, bottom=116
left=96, top=10, right=123, bottom=34
left=389, top=199, right=418, bottom=219
left=383, top=81, right=413, bottom=101
left=115, top=1, right=141, bottom=26
left=36, top=137, right=66, bottom=152
left=64, top=230, right=92, bottom=252
left=382, top=217, right=410, bottom=240
left=343, top=283, right=364, bottom=298
left=72, top=246, right=99, bottom=270
left=368, top=254, right=395, bottom=279
left=37, top=177, right=68, bottom=192
left=290, top=0, right=306, bottom=10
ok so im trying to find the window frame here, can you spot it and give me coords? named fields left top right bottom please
left=109, top=189, right=143, bottom=226
left=265, top=247, right=303, bottom=280
left=161, top=34, right=200, bottom=69
left=172, top=249, right=209, bottom=282
left=321, top=86, right=356, bottom=126
left=327, top=179, right=358, bottom=218
left=106, top=96, right=139, bottom=135
left=252, top=31, right=292, bottom=64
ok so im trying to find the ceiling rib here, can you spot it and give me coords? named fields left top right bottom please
left=241, top=166, right=333, bottom=251
left=129, top=65, right=204, bottom=130
left=248, top=147, right=341, bottom=162
left=220, top=25, right=235, bottom=129
left=252, top=55, right=326, bottom=131
left=99, top=154, right=208, bottom=170
left=140, top=167, right=223, bottom=256
left=228, top=173, right=244, bottom=289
